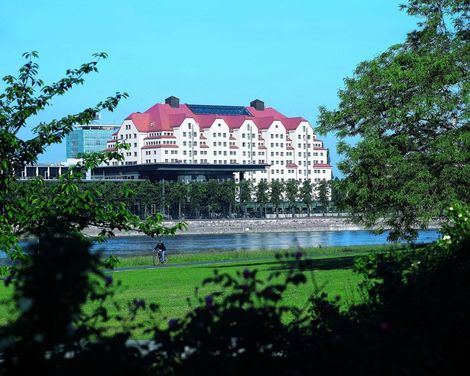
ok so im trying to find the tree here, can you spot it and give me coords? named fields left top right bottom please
left=269, top=180, right=284, bottom=218
left=0, top=52, right=187, bottom=373
left=206, top=179, right=223, bottom=218
left=188, top=181, right=206, bottom=218
left=285, top=179, right=299, bottom=217
left=330, top=177, right=346, bottom=213
left=255, top=180, right=269, bottom=218
left=299, top=180, right=314, bottom=217
left=238, top=179, right=252, bottom=218
left=316, top=180, right=330, bottom=216
left=317, top=1, right=470, bottom=240
left=221, top=180, right=237, bottom=218
left=169, top=182, right=188, bottom=219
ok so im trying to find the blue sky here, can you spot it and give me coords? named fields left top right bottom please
left=1, top=0, right=418, bottom=176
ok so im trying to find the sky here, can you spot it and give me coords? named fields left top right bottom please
left=1, top=0, right=419, bottom=177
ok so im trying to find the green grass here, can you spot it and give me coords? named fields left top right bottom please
left=0, top=256, right=363, bottom=334
left=1, top=244, right=392, bottom=332
left=114, top=243, right=404, bottom=268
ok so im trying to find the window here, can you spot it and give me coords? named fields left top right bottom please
left=183, top=132, right=186, bottom=137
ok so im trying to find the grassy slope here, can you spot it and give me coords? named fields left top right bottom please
left=115, top=244, right=402, bottom=268
left=1, top=243, right=409, bottom=329
left=0, top=257, right=363, bottom=332
left=110, top=259, right=362, bottom=320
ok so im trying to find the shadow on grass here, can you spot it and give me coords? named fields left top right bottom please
left=205, top=255, right=358, bottom=272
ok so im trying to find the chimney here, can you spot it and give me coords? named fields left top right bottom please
left=165, top=96, right=180, bottom=108
left=250, top=99, right=264, bottom=111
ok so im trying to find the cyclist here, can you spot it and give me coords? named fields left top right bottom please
left=153, top=240, right=167, bottom=265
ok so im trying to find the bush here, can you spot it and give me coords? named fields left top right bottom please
left=2, top=205, right=469, bottom=375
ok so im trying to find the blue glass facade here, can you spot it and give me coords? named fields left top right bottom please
left=66, top=125, right=119, bottom=158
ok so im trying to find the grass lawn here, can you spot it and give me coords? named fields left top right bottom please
left=0, top=256, right=364, bottom=336
left=114, top=243, right=403, bottom=268
left=1, top=244, right=398, bottom=333
left=108, top=259, right=362, bottom=320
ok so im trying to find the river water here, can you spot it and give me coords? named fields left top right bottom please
left=5, top=229, right=440, bottom=261
left=89, top=229, right=440, bottom=256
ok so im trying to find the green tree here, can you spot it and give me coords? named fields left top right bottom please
left=0, top=53, right=186, bottom=373
left=316, top=180, right=330, bottom=216
left=317, top=1, right=470, bottom=240
left=206, top=179, right=223, bottom=218
left=238, top=179, right=252, bottom=218
left=285, top=179, right=299, bottom=217
left=330, top=177, right=346, bottom=213
left=255, top=180, right=269, bottom=218
left=188, top=181, right=206, bottom=218
left=299, top=180, right=314, bottom=217
left=221, top=180, right=237, bottom=217
left=169, top=182, right=188, bottom=219
left=269, top=180, right=284, bottom=218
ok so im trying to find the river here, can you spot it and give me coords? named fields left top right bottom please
left=4, top=229, right=440, bottom=261
left=89, top=229, right=440, bottom=256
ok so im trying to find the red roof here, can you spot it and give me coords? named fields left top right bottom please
left=313, top=163, right=331, bottom=168
left=141, top=144, right=179, bottom=149
left=144, top=135, right=176, bottom=140
left=229, top=145, right=239, bottom=149
left=200, top=144, right=209, bottom=148
left=286, top=163, right=298, bottom=168
left=124, top=102, right=309, bottom=133
left=313, top=147, right=327, bottom=150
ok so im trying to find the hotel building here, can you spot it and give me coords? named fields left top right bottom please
left=106, top=97, right=331, bottom=184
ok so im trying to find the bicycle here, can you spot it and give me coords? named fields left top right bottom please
left=153, top=250, right=168, bottom=266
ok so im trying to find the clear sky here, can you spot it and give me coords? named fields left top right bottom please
left=1, top=0, right=419, bottom=176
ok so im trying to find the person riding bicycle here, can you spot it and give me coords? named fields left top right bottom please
left=153, top=240, right=167, bottom=265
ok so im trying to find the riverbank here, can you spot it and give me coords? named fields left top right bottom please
left=84, top=216, right=441, bottom=237
left=85, top=217, right=364, bottom=237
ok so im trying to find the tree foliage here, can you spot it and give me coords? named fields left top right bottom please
left=317, top=0, right=469, bottom=240
left=0, top=52, right=186, bottom=255
left=269, top=180, right=284, bottom=218
left=299, top=180, right=314, bottom=217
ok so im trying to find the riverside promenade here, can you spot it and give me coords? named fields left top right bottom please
left=85, top=217, right=369, bottom=237
left=84, top=216, right=442, bottom=237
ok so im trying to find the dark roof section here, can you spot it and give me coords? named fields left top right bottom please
left=187, top=104, right=253, bottom=116
left=250, top=99, right=265, bottom=111
left=165, top=96, right=180, bottom=108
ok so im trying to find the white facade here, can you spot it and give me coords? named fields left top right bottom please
left=105, top=99, right=332, bottom=185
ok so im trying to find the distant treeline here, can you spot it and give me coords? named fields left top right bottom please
left=19, top=178, right=344, bottom=220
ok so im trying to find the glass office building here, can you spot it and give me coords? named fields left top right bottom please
left=66, top=124, right=120, bottom=158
